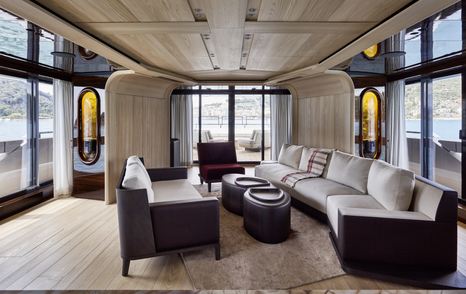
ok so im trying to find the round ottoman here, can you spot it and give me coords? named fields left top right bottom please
left=243, top=187, right=291, bottom=244
left=221, top=174, right=270, bottom=215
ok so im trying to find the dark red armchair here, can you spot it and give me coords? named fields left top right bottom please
left=197, top=142, right=245, bottom=192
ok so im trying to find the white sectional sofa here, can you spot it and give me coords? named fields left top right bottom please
left=255, top=144, right=458, bottom=271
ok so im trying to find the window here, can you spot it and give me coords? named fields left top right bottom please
left=187, top=86, right=287, bottom=163
left=0, top=9, right=27, bottom=59
left=38, top=82, right=53, bottom=184
left=77, top=88, right=101, bottom=165
left=39, top=29, right=54, bottom=66
left=405, top=82, right=421, bottom=175
left=432, top=75, right=461, bottom=193
left=0, top=75, right=30, bottom=197
left=235, top=94, right=262, bottom=161
left=432, top=7, right=462, bottom=60
left=403, top=3, right=462, bottom=68
left=201, top=93, right=228, bottom=143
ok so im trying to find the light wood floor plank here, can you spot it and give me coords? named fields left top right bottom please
left=0, top=196, right=464, bottom=290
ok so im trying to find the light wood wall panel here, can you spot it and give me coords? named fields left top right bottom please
left=105, top=71, right=180, bottom=204
left=284, top=70, right=354, bottom=154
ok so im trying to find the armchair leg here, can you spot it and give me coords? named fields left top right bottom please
left=122, top=259, right=130, bottom=276
left=199, top=174, right=203, bottom=185
left=215, top=244, right=221, bottom=260
left=208, top=182, right=212, bottom=192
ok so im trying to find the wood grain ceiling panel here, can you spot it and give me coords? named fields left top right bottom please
left=35, top=0, right=139, bottom=22
left=36, top=0, right=194, bottom=22
left=190, top=0, right=248, bottom=70
left=247, top=32, right=358, bottom=71
left=257, top=0, right=413, bottom=22
left=112, top=34, right=212, bottom=72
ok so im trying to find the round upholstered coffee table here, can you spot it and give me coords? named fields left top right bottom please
left=243, top=187, right=291, bottom=244
left=221, top=174, right=270, bottom=215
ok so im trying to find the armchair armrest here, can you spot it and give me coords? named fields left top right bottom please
left=147, top=167, right=187, bottom=182
left=116, top=188, right=156, bottom=260
left=335, top=207, right=457, bottom=270
left=149, top=197, right=219, bottom=252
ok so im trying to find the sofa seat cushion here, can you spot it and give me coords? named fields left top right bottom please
left=326, top=151, right=373, bottom=193
left=152, top=179, right=202, bottom=203
left=254, top=163, right=299, bottom=185
left=327, top=195, right=384, bottom=237
left=200, top=164, right=245, bottom=181
left=293, top=178, right=364, bottom=213
left=367, top=160, right=415, bottom=211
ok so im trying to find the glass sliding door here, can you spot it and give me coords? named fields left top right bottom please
left=432, top=75, right=461, bottom=194
left=187, top=86, right=286, bottom=163
left=200, top=93, right=228, bottom=143
left=235, top=94, right=262, bottom=161
left=0, top=74, right=32, bottom=197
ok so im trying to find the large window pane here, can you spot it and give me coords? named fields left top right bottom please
left=38, top=82, right=53, bottom=184
left=432, top=75, right=461, bottom=194
left=0, top=75, right=31, bottom=197
left=39, top=29, right=54, bottom=67
left=432, top=7, right=462, bottom=60
left=201, top=94, right=228, bottom=143
left=235, top=94, right=262, bottom=161
left=405, top=82, right=421, bottom=175
left=0, top=9, right=27, bottom=59
left=264, top=95, right=271, bottom=160
left=192, top=94, right=199, bottom=161
left=405, top=27, right=421, bottom=67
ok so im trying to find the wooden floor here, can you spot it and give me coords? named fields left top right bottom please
left=0, top=192, right=464, bottom=290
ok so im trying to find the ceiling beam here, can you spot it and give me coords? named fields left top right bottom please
left=267, top=0, right=461, bottom=85
left=244, top=21, right=377, bottom=34
left=84, top=21, right=211, bottom=34
left=82, top=21, right=376, bottom=35
left=0, top=0, right=195, bottom=84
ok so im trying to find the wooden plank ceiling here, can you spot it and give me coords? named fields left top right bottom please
left=35, top=0, right=412, bottom=80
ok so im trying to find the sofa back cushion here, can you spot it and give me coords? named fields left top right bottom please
left=122, top=158, right=155, bottom=203
left=367, top=160, right=415, bottom=211
left=326, top=151, right=373, bottom=193
left=278, top=144, right=303, bottom=169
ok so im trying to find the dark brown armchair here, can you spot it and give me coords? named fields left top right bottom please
left=116, top=159, right=220, bottom=276
left=197, top=142, right=245, bottom=192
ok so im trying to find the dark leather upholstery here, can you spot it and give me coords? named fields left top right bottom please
left=116, top=159, right=220, bottom=276
left=200, top=163, right=245, bottom=180
left=331, top=176, right=458, bottom=271
left=243, top=191, right=291, bottom=244
left=197, top=142, right=245, bottom=191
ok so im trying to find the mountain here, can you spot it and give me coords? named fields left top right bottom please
left=0, top=78, right=53, bottom=119
left=405, top=76, right=461, bottom=119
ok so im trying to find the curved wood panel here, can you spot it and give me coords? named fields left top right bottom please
left=283, top=70, right=354, bottom=154
left=105, top=71, right=180, bottom=204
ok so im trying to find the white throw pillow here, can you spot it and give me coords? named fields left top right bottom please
left=278, top=144, right=304, bottom=169
left=122, top=157, right=155, bottom=203
left=367, top=160, right=415, bottom=211
left=326, top=151, right=373, bottom=193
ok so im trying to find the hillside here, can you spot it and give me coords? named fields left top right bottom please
left=0, top=78, right=53, bottom=119
left=405, top=76, right=461, bottom=119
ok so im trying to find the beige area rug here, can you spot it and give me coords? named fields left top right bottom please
left=183, top=184, right=345, bottom=290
